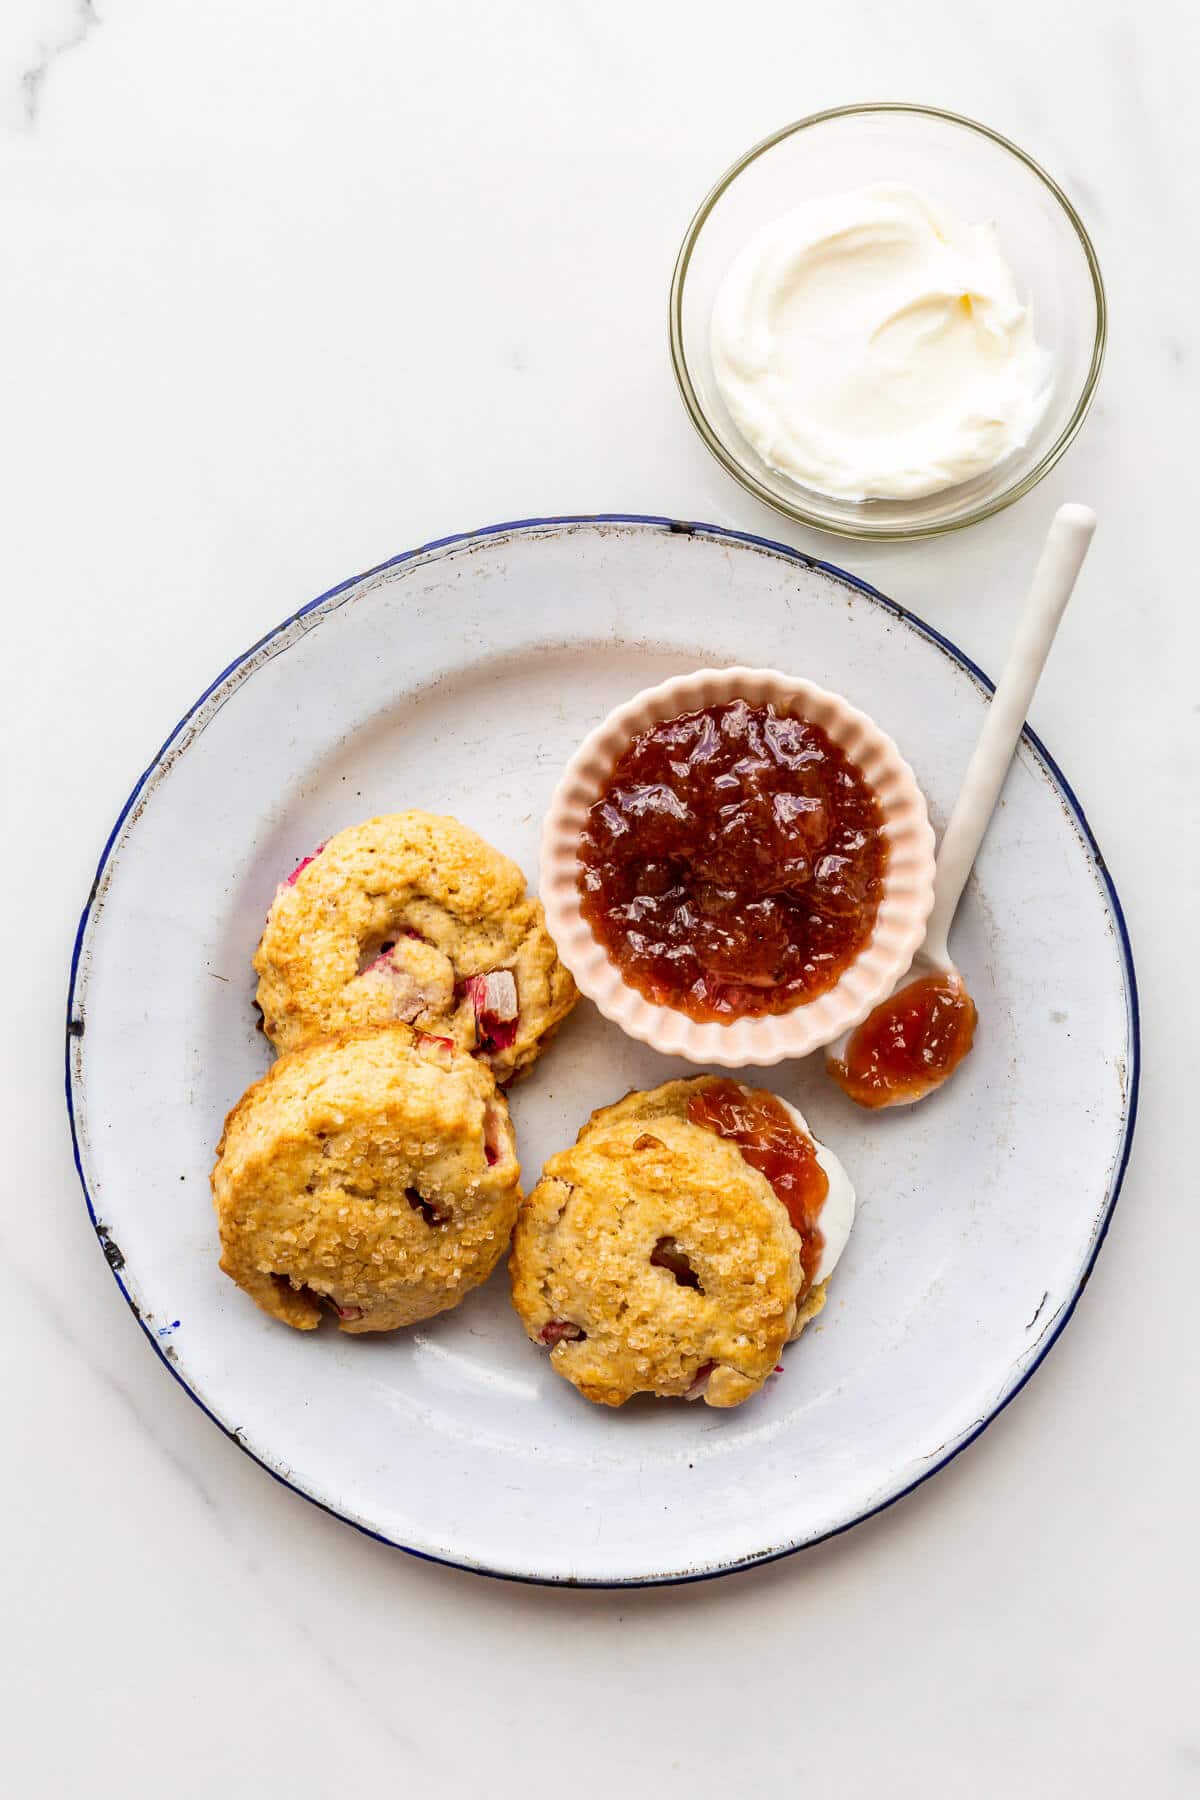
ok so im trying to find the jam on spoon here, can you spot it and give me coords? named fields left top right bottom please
left=826, top=504, right=1096, bottom=1109
left=828, top=973, right=977, bottom=1108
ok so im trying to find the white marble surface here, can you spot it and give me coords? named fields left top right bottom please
left=3, top=1, right=1196, bottom=1793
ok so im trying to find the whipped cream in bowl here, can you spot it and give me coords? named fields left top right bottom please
left=670, top=104, right=1105, bottom=539
left=710, top=183, right=1052, bottom=504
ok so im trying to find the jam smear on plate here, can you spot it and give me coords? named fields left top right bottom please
left=577, top=699, right=885, bottom=1021
left=688, top=1079, right=829, bottom=1288
left=828, top=974, right=977, bottom=1108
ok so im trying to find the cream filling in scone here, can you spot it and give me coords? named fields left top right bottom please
left=212, top=1024, right=522, bottom=1333
left=776, top=1095, right=856, bottom=1285
left=253, top=811, right=577, bottom=1083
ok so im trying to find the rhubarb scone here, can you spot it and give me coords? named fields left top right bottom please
left=253, top=812, right=577, bottom=1082
left=585, top=1076, right=856, bottom=1341
left=509, top=1114, right=803, bottom=1409
left=212, top=1025, right=521, bottom=1332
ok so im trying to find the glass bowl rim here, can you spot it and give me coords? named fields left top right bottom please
left=668, top=100, right=1108, bottom=542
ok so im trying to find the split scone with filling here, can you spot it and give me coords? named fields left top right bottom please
left=510, top=1076, right=855, bottom=1407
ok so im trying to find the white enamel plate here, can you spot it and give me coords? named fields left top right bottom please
left=67, top=517, right=1138, bottom=1585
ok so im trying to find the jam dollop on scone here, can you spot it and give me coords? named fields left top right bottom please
left=212, top=1025, right=521, bottom=1332
left=510, top=1077, right=855, bottom=1407
left=254, top=812, right=577, bottom=1083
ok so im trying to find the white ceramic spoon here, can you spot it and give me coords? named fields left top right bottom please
left=826, top=502, right=1097, bottom=1108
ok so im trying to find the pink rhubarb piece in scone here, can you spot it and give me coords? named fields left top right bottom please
left=254, top=811, right=576, bottom=1083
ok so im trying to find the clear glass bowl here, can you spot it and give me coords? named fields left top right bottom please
left=669, top=103, right=1106, bottom=541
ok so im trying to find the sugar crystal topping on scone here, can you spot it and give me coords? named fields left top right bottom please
left=253, top=811, right=576, bottom=1082
left=212, top=1024, right=522, bottom=1333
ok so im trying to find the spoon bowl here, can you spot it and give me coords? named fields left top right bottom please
left=825, top=955, right=978, bottom=1108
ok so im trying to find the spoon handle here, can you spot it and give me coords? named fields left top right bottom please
left=922, top=503, right=1097, bottom=963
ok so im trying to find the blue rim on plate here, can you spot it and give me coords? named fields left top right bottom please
left=63, top=514, right=1140, bottom=1587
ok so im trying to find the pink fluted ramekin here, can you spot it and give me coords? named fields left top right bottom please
left=539, top=667, right=936, bottom=1067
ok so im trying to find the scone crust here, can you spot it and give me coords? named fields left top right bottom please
left=509, top=1115, right=801, bottom=1408
left=585, top=1075, right=830, bottom=1341
left=253, top=811, right=576, bottom=1080
left=212, top=1025, right=521, bottom=1332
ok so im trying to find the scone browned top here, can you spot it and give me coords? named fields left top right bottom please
left=213, top=1025, right=521, bottom=1333
left=254, top=811, right=576, bottom=1081
left=585, top=1076, right=831, bottom=1341
left=510, top=1115, right=801, bottom=1409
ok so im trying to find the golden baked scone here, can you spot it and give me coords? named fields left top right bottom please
left=583, top=1076, right=838, bottom=1341
left=253, top=812, right=577, bottom=1082
left=509, top=1115, right=802, bottom=1408
left=212, top=1025, right=521, bottom=1332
